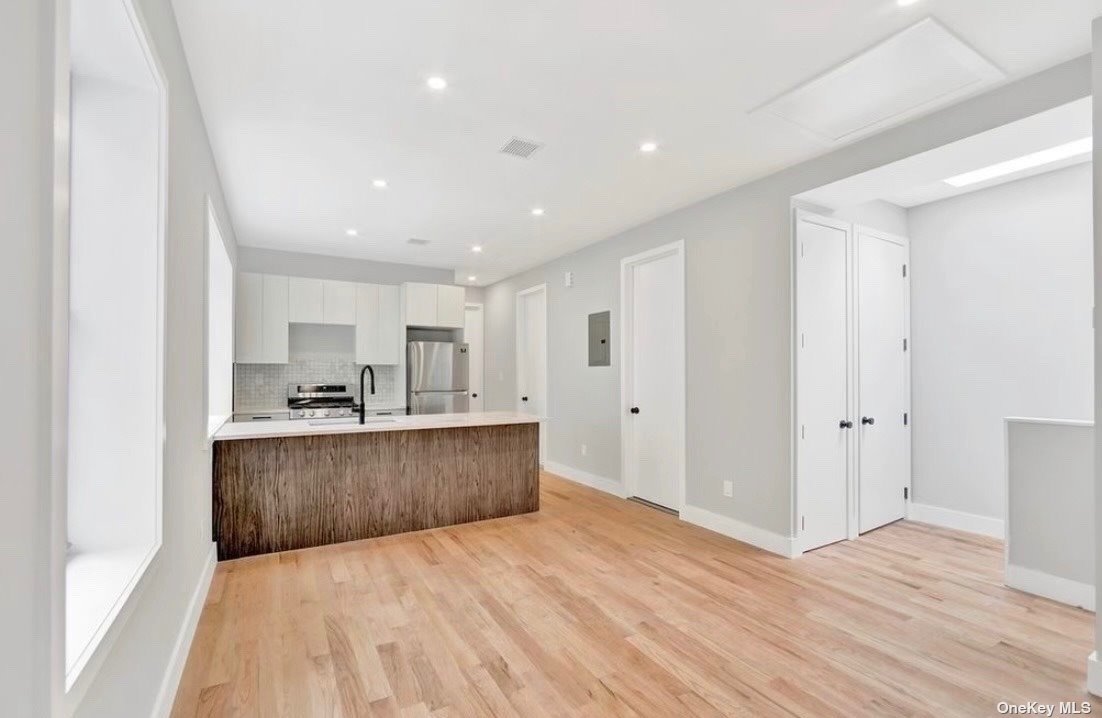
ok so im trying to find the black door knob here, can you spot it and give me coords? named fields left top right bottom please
left=521, top=396, right=528, bottom=402
left=839, top=419, right=853, bottom=429
left=630, top=407, right=640, bottom=414
left=862, top=416, right=875, bottom=425
left=471, top=393, right=478, bottom=398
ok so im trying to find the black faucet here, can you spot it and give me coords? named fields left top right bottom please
left=358, top=365, right=375, bottom=424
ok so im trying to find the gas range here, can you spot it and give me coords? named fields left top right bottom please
left=287, top=383, right=356, bottom=420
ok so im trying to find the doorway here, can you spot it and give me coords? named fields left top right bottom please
left=516, top=285, right=547, bottom=463
left=464, top=303, right=484, bottom=412
left=621, top=240, right=686, bottom=512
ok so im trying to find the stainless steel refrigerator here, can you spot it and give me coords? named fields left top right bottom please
left=407, top=341, right=470, bottom=414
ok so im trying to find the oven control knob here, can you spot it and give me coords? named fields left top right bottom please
left=306, top=410, right=315, bottom=417
left=322, top=410, right=330, bottom=417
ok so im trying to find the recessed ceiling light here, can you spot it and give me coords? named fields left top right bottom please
left=639, top=141, right=658, bottom=153
left=467, top=275, right=477, bottom=282
left=943, top=137, right=1092, bottom=187
left=531, top=207, right=545, bottom=216
left=896, top=0, right=921, bottom=6
left=471, top=245, right=483, bottom=253
left=426, top=76, right=447, bottom=91
left=345, top=228, right=358, bottom=237
left=372, top=178, right=387, bottom=189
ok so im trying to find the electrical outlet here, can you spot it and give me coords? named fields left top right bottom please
left=580, top=444, right=587, bottom=456
left=722, top=480, right=733, bottom=498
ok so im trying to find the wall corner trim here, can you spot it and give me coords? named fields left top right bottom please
left=543, top=461, right=626, bottom=498
left=679, top=504, right=799, bottom=559
left=906, top=501, right=1005, bottom=539
left=151, top=542, right=218, bottom=718
left=1005, top=564, right=1095, bottom=611
left=1088, top=652, right=1102, bottom=697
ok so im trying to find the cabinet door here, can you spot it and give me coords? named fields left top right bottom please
left=436, top=285, right=466, bottom=328
left=235, top=273, right=263, bottom=363
left=355, top=283, right=380, bottom=364
left=376, top=285, right=400, bottom=364
left=323, top=280, right=356, bottom=325
left=288, top=277, right=324, bottom=323
left=403, top=283, right=438, bottom=327
left=261, top=275, right=289, bottom=363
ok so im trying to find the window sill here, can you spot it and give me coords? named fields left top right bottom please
left=65, top=542, right=160, bottom=699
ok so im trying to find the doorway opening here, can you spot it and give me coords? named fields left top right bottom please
left=792, top=96, right=1094, bottom=580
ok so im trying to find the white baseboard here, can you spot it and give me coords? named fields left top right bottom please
left=1088, top=652, right=1102, bottom=697
left=1006, top=564, right=1095, bottom=611
left=680, top=504, right=799, bottom=558
left=151, top=542, right=217, bottom=718
left=543, top=461, right=626, bottom=498
left=907, top=501, right=1004, bottom=539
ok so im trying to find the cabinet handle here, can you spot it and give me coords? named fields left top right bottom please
left=861, top=416, right=875, bottom=426
left=839, top=419, right=853, bottom=429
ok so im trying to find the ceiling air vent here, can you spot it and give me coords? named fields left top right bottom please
left=499, top=137, right=543, bottom=159
left=407, top=238, right=430, bottom=246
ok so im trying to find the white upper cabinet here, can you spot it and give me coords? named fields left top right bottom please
left=288, top=277, right=323, bottom=323
left=401, top=282, right=465, bottom=329
left=323, top=280, right=356, bottom=325
left=403, top=283, right=438, bottom=327
left=436, top=285, right=466, bottom=329
left=355, top=283, right=401, bottom=364
left=289, top=277, right=356, bottom=325
left=235, top=273, right=288, bottom=363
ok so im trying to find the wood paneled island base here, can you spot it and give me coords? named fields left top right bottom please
left=213, top=422, right=539, bottom=560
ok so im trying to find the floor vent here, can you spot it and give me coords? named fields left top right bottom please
left=499, top=137, right=543, bottom=159
left=407, top=238, right=430, bottom=246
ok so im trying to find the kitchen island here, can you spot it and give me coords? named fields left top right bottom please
left=211, top=412, right=540, bottom=560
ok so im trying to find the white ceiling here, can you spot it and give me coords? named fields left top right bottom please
left=796, top=97, right=1092, bottom=210
left=172, top=0, right=1102, bottom=285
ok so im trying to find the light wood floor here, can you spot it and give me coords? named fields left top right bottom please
left=173, top=473, right=1099, bottom=717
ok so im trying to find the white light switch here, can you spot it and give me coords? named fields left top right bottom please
left=722, top=480, right=733, bottom=498
left=564, top=271, right=574, bottom=288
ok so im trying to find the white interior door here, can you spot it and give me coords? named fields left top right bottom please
left=857, top=228, right=910, bottom=533
left=796, top=212, right=852, bottom=551
left=464, top=304, right=484, bottom=412
left=516, top=286, right=547, bottom=462
left=623, top=242, right=685, bottom=511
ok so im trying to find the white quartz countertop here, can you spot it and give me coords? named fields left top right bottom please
left=213, top=411, right=543, bottom=441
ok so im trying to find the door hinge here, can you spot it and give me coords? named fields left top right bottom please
left=902, top=264, right=907, bottom=278
left=800, top=424, right=805, bottom=440
left=801, top=515, right=805, bottom=531
left=904, top=487, right=909, bottom=500
left=903, top=412, right=909, bottom=426
left=903, top=338, right=908, bottom=351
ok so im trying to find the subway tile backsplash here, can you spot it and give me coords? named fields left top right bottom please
left=234, top=362, right=401, bottom=411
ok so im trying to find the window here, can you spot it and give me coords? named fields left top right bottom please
left=207, top=202, right=234, bottom=435
left=65, top=0, right=165, bottom=692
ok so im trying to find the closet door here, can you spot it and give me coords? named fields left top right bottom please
left=796, top=212, right=852, bottom=551
left=857, top=227, right=910, bottom=533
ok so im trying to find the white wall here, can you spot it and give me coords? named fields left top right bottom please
left=908, top=163, right=1094, bottom=520
left=207, top=206, right=234, bottom=430
left=484, top=57, right=1091, bottom=540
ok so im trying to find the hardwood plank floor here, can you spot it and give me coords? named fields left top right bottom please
left=172, top=472, right=1099, bottom=717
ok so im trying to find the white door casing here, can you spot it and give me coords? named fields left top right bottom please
left=465, top=303, right=485, bottom=412
left=795, top=211, right=852, bottom=551
left=856, top=226, right=911, bottom=533
left=621, top=240, right=686, bottom=512
left=516, top=285, right=547, bottom=463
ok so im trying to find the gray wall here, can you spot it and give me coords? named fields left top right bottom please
left=485, top=57, right=1091, bottom=538
left=909, top=163, right=1094, bottom=519
left=237, top=246, right=484, bottom=302
left=2, top=0, right=59, bottom=714
left=1006, top=419, right=1093, bottom=589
